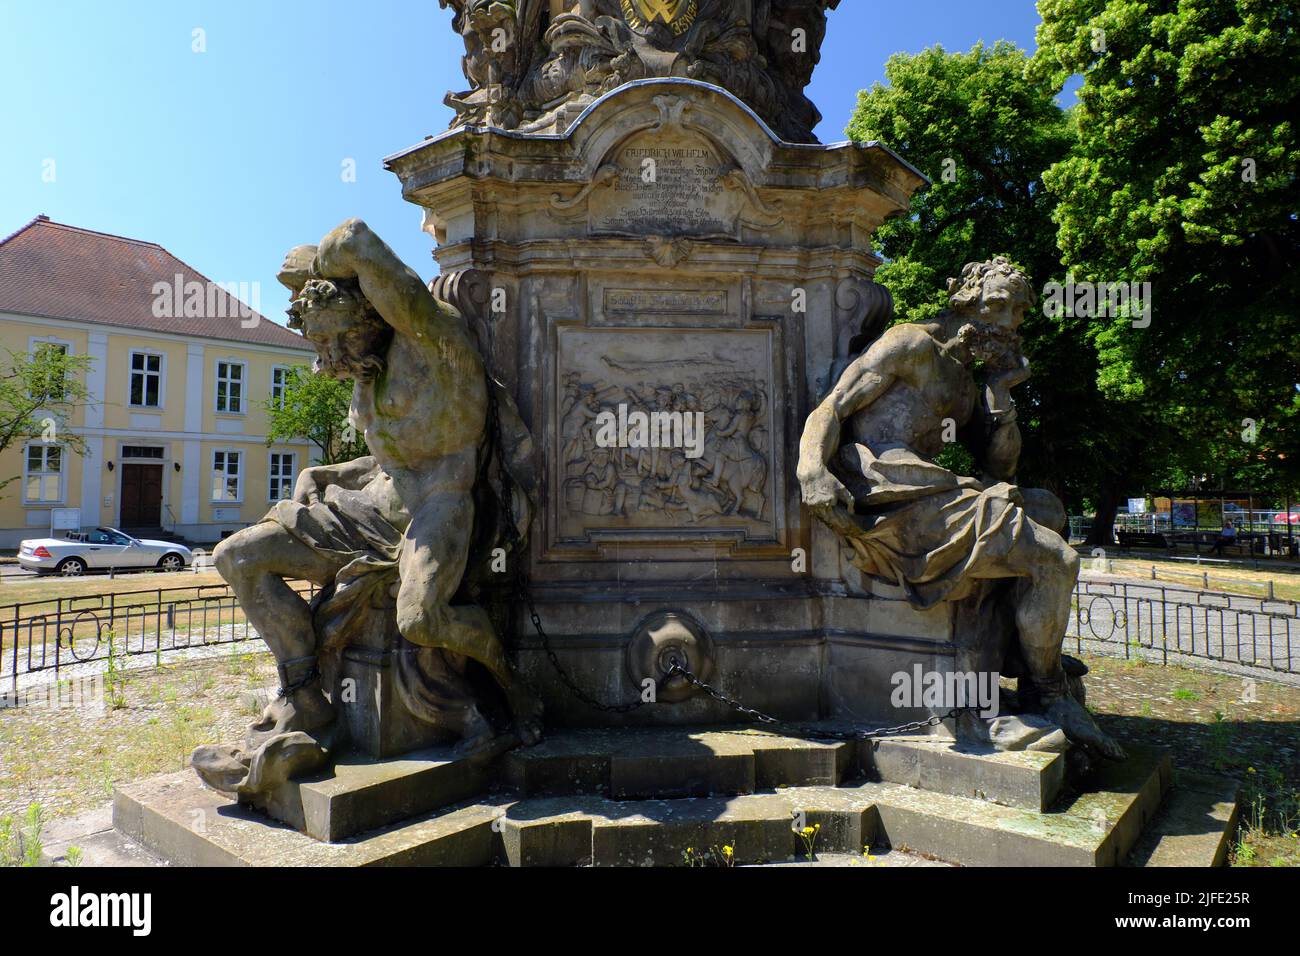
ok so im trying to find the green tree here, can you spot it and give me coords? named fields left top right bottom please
left=846, top=42, right=1148, bottom=537
left=0, top=344, right=93, bottom=497
left=265, top=366, right=368, bottom=465
left=1029, top=0, right=1300, bottom=513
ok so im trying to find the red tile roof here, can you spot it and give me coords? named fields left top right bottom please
left=0, top=216, right=311, bottom=351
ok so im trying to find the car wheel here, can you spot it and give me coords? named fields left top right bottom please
left=157, top=553, right=185, bottom=573
left=57, top=557, right=86, bottom=577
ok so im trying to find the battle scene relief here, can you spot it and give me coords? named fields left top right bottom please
left=554, top=326, right=778, bottom=541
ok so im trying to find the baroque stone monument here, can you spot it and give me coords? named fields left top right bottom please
left=121, top=0, right=1235, bottom=869
left=194, top=0, right=1118, bottom=796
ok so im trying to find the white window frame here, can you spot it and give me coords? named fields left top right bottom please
left=28, top=335, right=74, bottom=403
left=268, top=451, right=296, bottom=501
left=127, top=349, right=166, bottom=409
left=210, top=449, right=243, bottom=503
left=214, top=360, right=247, bottom=415
left=22, top=442, right=66, bottom=505
left=270, top=365, right=291, bottom=410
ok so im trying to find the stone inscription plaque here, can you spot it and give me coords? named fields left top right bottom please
left=588, top=131, right=739, bottom=238
left=604, top=288, right=728, bottom=316
left=555, top=326, right=777, bottom=542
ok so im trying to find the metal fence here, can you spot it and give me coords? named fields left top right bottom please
left=1070, top=578, right=1300, bottom=675
left=4, top=577, right=1296, bottom=691
left=1, top=582, right=314, bottom=691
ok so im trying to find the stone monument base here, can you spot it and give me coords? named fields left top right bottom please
left=49, top=728, right=1239, bottom=868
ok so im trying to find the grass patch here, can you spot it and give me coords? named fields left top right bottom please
left=1100, top=556, right=1300, bottom=602
left=1082, top=654, right=1300, bottom=867
left=0, top=650, right=274, bottom=819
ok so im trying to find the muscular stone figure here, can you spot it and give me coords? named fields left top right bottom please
left=193, top=219, right=541, bottom=797
left=797, top=258, right=1124, bottom=760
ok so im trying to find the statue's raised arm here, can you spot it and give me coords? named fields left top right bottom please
left=314, top=218, right=464, bottom=342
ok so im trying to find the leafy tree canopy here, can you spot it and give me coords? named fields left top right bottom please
left=265, top=366, right=368, bottom=466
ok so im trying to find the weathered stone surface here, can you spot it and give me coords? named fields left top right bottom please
left=1128, top=773, right=1240, bottom=867
left=499, top=727, right=847, bottom=798
left=440, top=1, right=844, bottom=143
left=867, top=745, right=1171, bottom=866
left=863, top=737, right=1066, bottom=812
left=104, top=739, right=1188, bottom=868
left=250, top=746, right=493, bottom=842
left=192, top=218, right=544, bottom=810
left=40, top=805, right=166, bottom=867
left=115, top=772, right=503, bottom=867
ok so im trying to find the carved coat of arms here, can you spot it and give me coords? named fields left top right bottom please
left=620, top=0, right=698, bottom=35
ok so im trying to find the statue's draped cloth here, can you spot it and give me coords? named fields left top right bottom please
left=826, top=443, right=1028, bottom=609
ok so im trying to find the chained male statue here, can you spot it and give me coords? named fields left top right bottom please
left=192, top=220, right=542, bottom=798
left=797, top=257, right=1124, bottom=760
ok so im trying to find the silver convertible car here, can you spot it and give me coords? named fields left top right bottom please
left=17, top=528, right=194, bottom=576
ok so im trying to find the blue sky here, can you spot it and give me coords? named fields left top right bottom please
left=1, top=0, right=1048, bottom=322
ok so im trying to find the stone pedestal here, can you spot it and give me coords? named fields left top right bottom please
left=334, top=642, right=451, bottom=758
left=101, top=731, right=1238, bottom=868
left=385, top=77, right=931, bottom=725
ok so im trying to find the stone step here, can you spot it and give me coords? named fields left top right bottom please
left=40, top=805, right=167, bottom=867
left=114, top=771, right=505, bottom=866
left=106, top=742, right=1187, bottom=868
left=499, top=727, right=850, bottom=799
left=177, top=725, right=1062, bottom=845
left=497, top=748, right=1169, bottom=867
left=250, top=744, right=497, bottom=842
left=1127, top=772, right=1241, bottom=867
left=861, top=737, right=1065, bottom=812
left=867, top=745, right=1173, bottom=866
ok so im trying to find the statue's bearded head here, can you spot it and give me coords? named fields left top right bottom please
left=945, top=257, right=1036, bottom=369
left=287, top=279, right=391, bottom=383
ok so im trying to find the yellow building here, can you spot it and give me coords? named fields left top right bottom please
left=0, top=216, right=316, bottom=547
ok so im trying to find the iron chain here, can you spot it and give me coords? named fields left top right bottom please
left=661, top=661, right=974, bottom=741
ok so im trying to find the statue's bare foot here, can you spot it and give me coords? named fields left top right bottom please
left=1044, top=694, right=1125, bottom=761
left=957, top=711, right=1068, bottom=753
left=507, top=686, right=544, bottom=746
left=453, top=709, right=499, bottom=758
left=245, top=685, right=334, bottom=753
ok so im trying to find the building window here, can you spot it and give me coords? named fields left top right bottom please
left=129, top=351, right=163, bottom=407
left=121, top=445, right=165, bottom=459
left=268, top=452, right=295, bottom=500
left=271, top=366, right=290, bottom=409
left=215, top=361, right=245, bottom=414
left=32, top=340, right=70, bottom=402
left=211, top=450, right=242, bottom=501
left=24, top=444, right=63, bottom=503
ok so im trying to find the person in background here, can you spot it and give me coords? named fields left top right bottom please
left=1215, top=520, right=1238, bottom=556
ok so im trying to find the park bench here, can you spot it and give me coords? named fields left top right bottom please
left=1115, top=530, right=1170, bottom=550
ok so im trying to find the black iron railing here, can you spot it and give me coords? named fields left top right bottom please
left=1070, top=577, right=1299, bottom=675
left=0, top=582, right=315, bottom=689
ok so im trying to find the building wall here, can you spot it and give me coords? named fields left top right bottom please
left=0, top=311, right=315, bottom=548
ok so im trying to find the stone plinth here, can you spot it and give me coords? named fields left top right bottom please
left=384, top=77, right=932, bottom=726
left=104, top=731, right=1230, bottom=868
